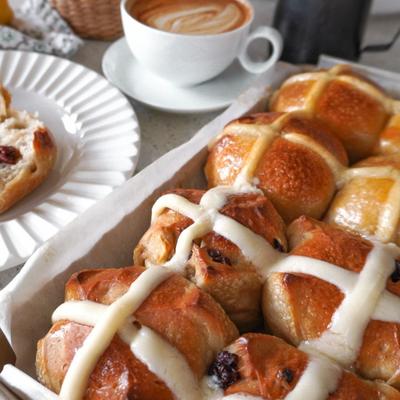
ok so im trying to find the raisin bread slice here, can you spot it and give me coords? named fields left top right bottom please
left=0, top=82, right=57, bottom=214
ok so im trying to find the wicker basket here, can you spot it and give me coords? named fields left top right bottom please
left=47, top=0, right=124, bottom=40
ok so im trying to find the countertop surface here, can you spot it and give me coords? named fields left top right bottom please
left=1, top=0, right=400, bottom=289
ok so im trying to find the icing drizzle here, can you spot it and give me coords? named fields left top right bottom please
left=289, top=242, right=400, bottom=367
left=57, top=266, right=174, bottom=400
left=151, top=186, right=284, bottom=280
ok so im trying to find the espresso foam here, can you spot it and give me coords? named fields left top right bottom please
left=129, top=0, right=252, bottom=35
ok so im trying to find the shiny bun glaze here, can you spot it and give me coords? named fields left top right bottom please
left=204, top=111, right=349, bottom=225
left=129, top=0, right=251, bottom=35
left=263, top=216, right=400, bottom=388
left=269, top=64, right=400, bottom=164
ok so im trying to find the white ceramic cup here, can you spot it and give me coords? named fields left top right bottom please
left=121, top=0, right=283, bottom=87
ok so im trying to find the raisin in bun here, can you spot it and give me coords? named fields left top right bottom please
left=0, top=81, right=57, bottom=214
left=270, top=64, right=398, bottom=163
left=36, top=266, right=239, bottom=399
left=204, top=111, right=348, bottom=224
left=133, top=187, right=287, bottom=332
left=209, top=333, right=400, bottom=399
left=263, top=216, right=400, bottom=387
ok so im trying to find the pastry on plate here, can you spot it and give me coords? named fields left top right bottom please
left=204, top=111, right=348, bottom=224
left=134, top=187, right=287, bottom=332
left=263, top=215, right=400, bottom=387
left=0, top=81, right=57, bottom=214
left=36, top=266, right=239, bottom=399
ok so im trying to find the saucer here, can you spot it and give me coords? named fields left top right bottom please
left=102, top=38, right=262, bottom=114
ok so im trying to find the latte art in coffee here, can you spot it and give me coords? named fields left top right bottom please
left=129, top=0, right=251, bottom=35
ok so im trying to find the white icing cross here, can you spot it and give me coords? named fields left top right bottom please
left=54, top=298, right=203, bottom=400
left=151, top=186, right=285, bottom=281
left=270, top=242, right=400, bottom=369
left=57, top=266, right=184, bottom=400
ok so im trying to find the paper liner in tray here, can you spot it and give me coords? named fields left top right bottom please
left=0, top=57, right=399, bottom=399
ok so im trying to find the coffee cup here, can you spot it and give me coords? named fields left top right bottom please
left=120, top=0, right=283, bottom=87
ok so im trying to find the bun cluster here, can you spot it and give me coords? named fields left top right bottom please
left=37, top=65, right=400, bottom=400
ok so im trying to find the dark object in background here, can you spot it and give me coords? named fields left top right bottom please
left=273, top=0, right=400, bottom=64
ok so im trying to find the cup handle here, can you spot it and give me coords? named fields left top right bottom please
left=238, top=26, right=283, bottom=74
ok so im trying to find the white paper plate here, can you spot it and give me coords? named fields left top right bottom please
left=0, top=50, right=141, bottom=271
